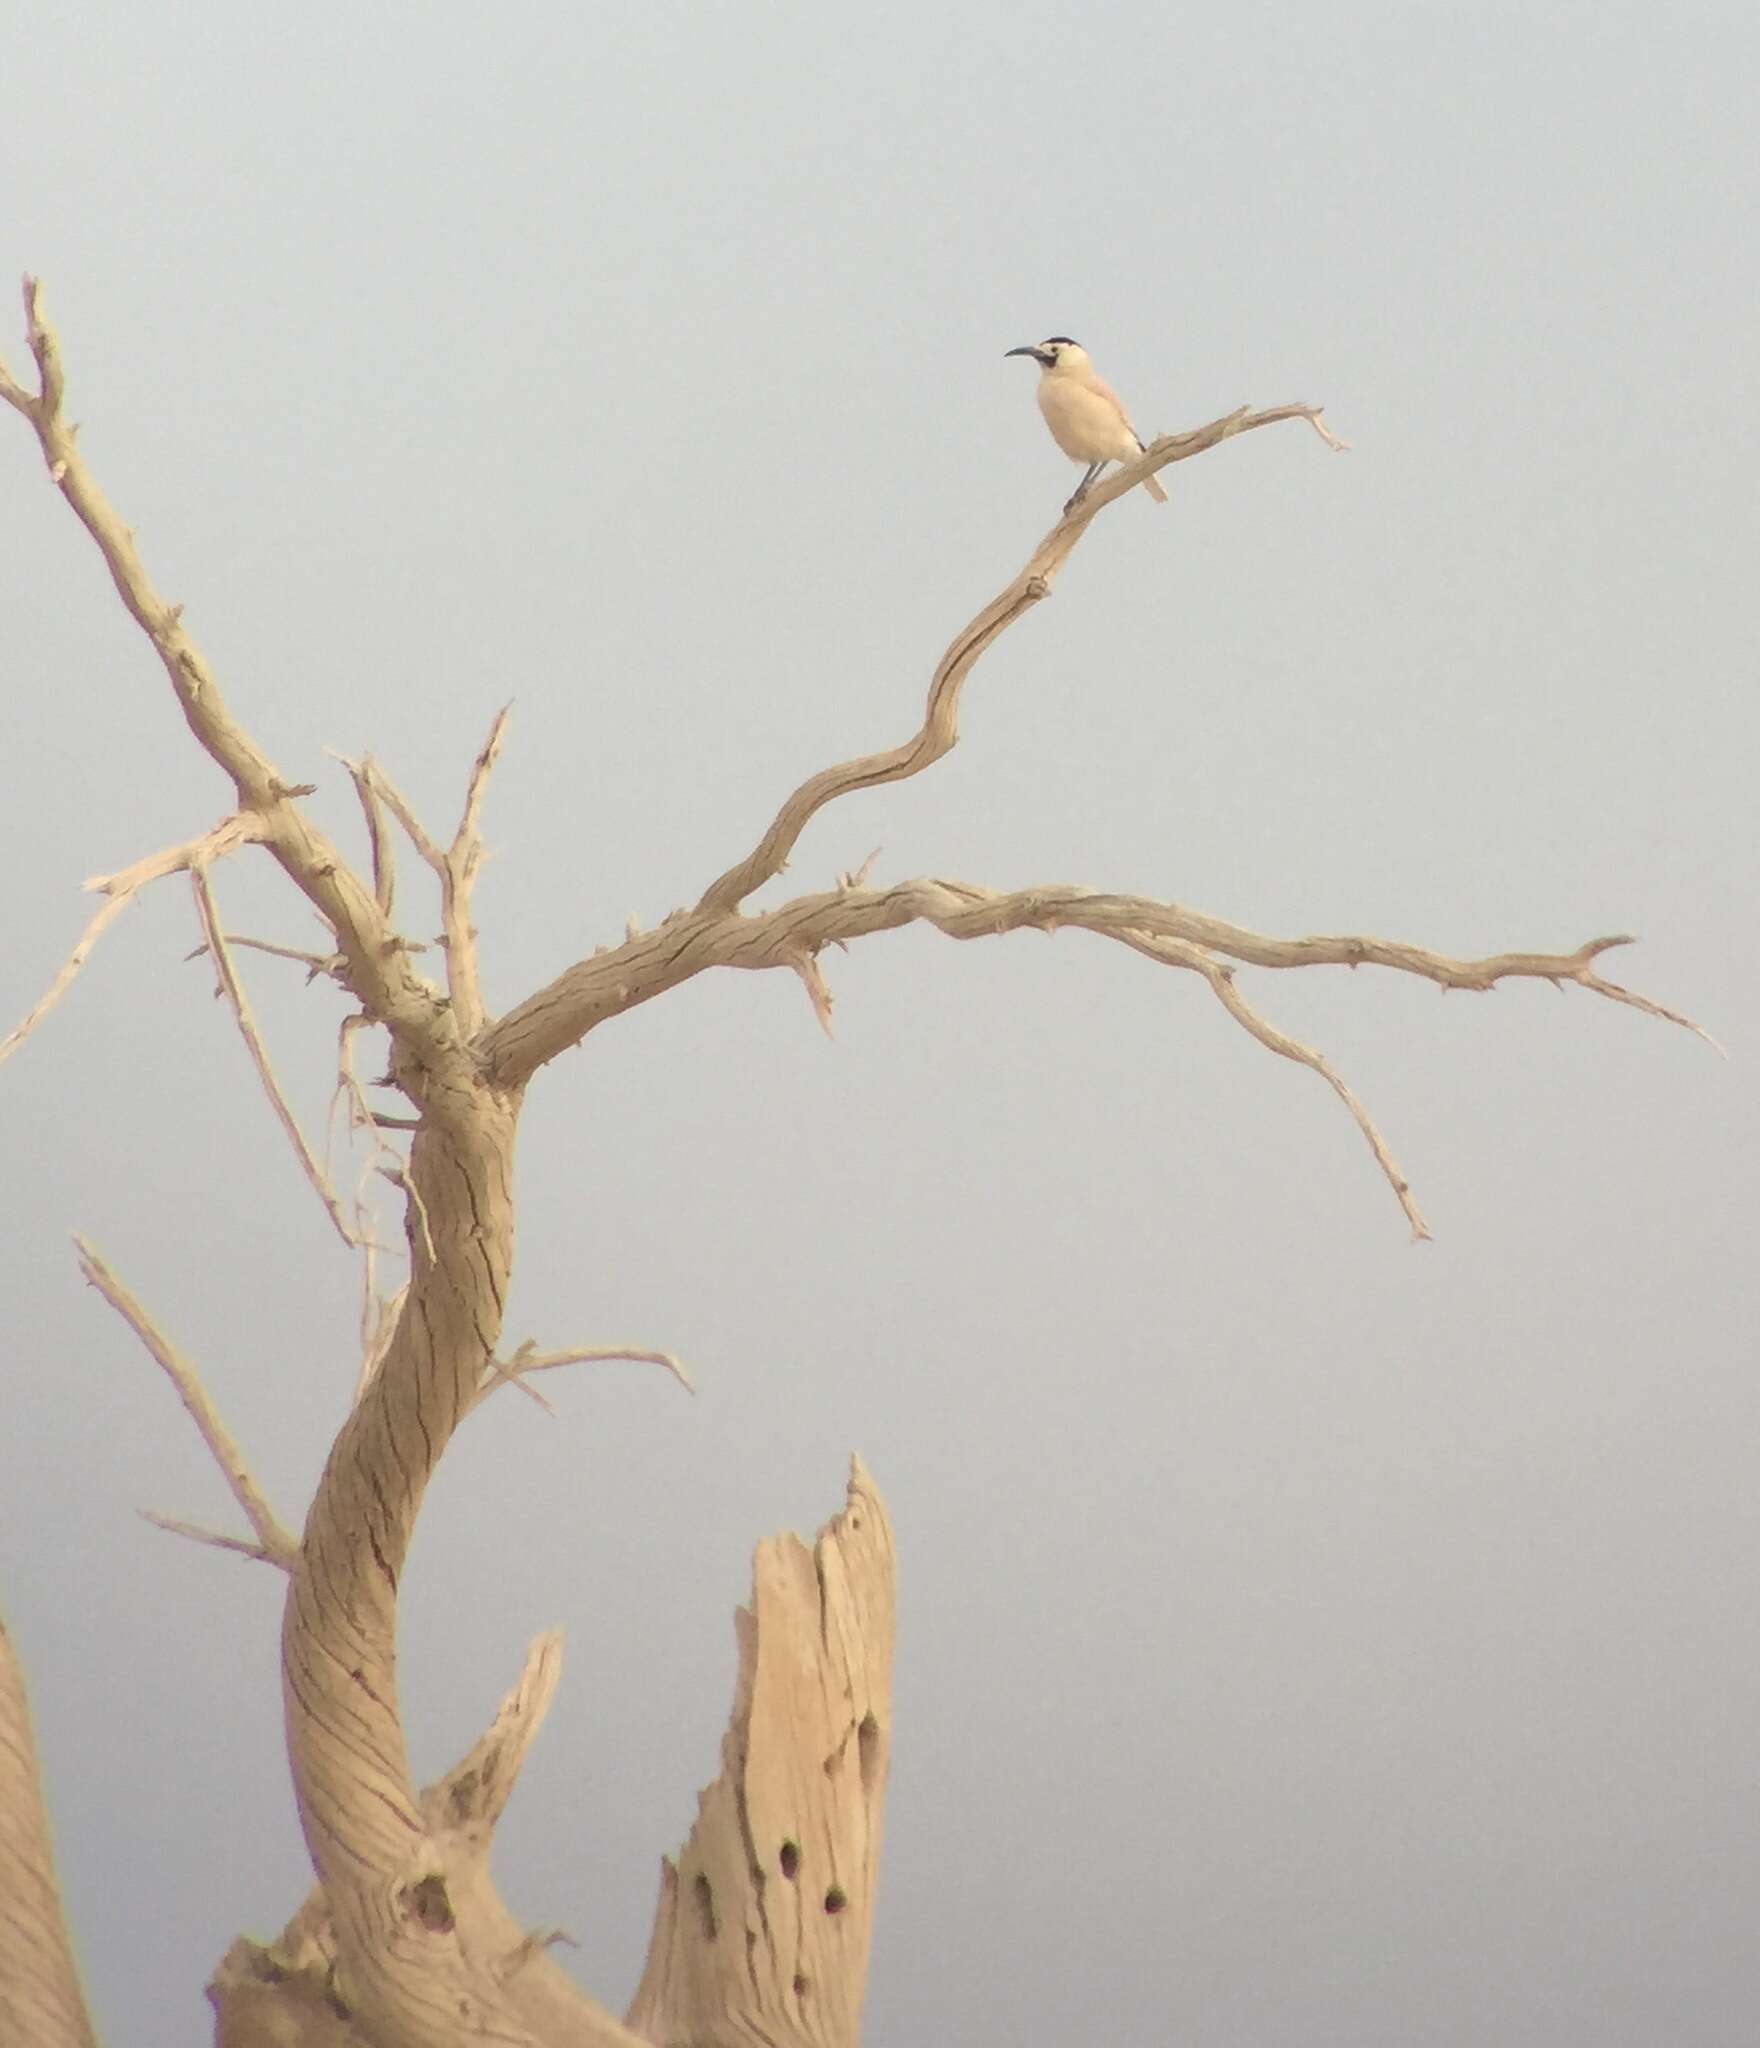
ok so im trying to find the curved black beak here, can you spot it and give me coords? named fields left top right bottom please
left=1004, top=344, right=1049, bottom=363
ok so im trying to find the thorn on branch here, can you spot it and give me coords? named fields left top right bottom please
left=838, top=848, right=883, bottom=893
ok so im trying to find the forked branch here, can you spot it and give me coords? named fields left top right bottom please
left=470, top=1338, right=694, bottom=1417
left=2, top=277, right=473, bottom=1115
left=486, top=878, right=1708, bottom=1234
left=74, top=1239, right=298, bottom=1567
left=697, top=402, right=1344, bottom=914
left=351, top=706, right=510, bottom=1038
left=0, top=814, right=265, bottom=1068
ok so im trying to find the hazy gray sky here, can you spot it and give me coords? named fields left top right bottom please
left=4, top=3, right=1757, bottom=2042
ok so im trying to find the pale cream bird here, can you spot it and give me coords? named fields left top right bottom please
left=1004, top=336, right=1168, bottom=512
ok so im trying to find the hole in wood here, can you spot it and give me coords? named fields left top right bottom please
left=780, top=1839, right=800, bottom=1880
left=404, top=1874, right=454, bottom=1935
left=858, top=1711, right=882, bottom=1797
left=823, top=1885, right=847, bottom=1915
left=794, top=1973, right=810, bottom=1998
left=693, top=1871, right=718, bottom=1942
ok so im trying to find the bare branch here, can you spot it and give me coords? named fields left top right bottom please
left=439, top=704, right=511, bottom=1038
left=489, top=878, right=1708, bottom=1085
left=469, top=1337, right=694, bottom=1416
left=695, top=402, right=1340, bottom=915
left=1115, top=926, right=1430, bottom=1239
left=358, top=710, right=508, bottom=1037
left=418, top=1630, right=564, bottom=1836
left=138, top=1511, right=291, bottom=1570
left=5, top=279, right=472, bottom=1111
left=379, top=1161, right=436, bottom=1270
left=353, top=1281, right=409, bottom=1407
left=186, top=931, right=346, bottom=981
left=1, top=813, right=264, bottom=1068
left=362, top=758, right=447, bottom=870
left=74, top=1238, right=299, bottom=1567
left=1573, top=956, right=1726, bottom=1055
left=330, top=748, right=399, bottom=917
left=189, top=861, right=358, bottom=1247
left=454, top=705, right=511, bottom=860
left=486, top=875, right=1707, bottom=1231
left=475, top=1356, right=560, bottom=1417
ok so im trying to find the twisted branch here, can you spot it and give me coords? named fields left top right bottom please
left=697, top=403, right=1344, bottom=913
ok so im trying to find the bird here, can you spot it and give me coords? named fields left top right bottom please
left=1004, top=336, right=1168, bottom=513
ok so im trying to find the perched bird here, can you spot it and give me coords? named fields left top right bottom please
left=1004, top=336, right=1168, bottom=512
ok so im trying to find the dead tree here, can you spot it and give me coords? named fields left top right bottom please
left=0, top=279, right=1706, bottom=2047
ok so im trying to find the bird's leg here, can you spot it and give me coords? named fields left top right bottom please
left=1064, top=461, right=1105, bottom=515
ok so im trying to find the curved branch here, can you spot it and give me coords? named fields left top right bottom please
left=209, top=1632, right=576, bottom=2044
left=696, top=402, right=1342, bottom=913
left=486, top=874, right=1706, bottom=1230
left=4, top=284, right=614, bottom=2042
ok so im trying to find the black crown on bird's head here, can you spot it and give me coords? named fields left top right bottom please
left=1004, top=335, right=1084, bottom=367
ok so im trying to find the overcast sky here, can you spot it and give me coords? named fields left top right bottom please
left=3, top=3, right=1757, bottom=2043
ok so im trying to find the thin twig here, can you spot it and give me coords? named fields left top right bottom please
left=75, top=1238, right=298, bottom=1566
left=354, top=1282, right=408, bottom=1406
left=468, top=1339, right=694, bottom=1416
left=1, top=814, right=264, bottom=1068
left=439, top=704, right=511, bottom=1038
left=1574, top=959, right=1726, bottom=1055
left=1123, top=928, right=1431, bottom=1240
left=5, top=279, right=461, bottom=1086
left=379, top=1161, right=435, bottom=1270
left=189, top=861, right=357, bottom=1246
left=138, top=1510, right=290, bottom=1569
left=454, top=705, right=511, bottom=860
left=186, top=932, right=345, bottom=981
left=363, top=759, right=445, bottom=869
left=359, top=717, right=507, bottom=1038
left=328, top=749, right=398, bottom=918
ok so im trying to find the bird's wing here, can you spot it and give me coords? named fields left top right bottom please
left=1087, top=374, right=1139, bottom=440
